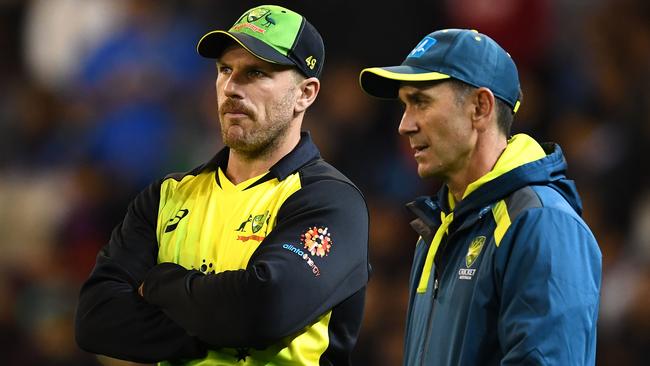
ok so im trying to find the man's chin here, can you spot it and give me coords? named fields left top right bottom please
left=224, top=137, right=265, bottom=155
left=224, top=138, right=250, bottom=151
left=416, top=164, right=438, bottom=179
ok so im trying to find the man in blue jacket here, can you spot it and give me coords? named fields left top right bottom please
left=359, top=29, right=601, bottom=365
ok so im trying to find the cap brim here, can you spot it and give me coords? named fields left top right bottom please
left=359, top=66, right=451, bottom=99
left=197, top=30, right=294, bottom=66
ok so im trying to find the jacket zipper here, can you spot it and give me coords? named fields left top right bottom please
left=420, top=264, right=442, bottom=365
left=418, top=229, right=454, bottom=365
left=416, top=207, right=490, bottom=365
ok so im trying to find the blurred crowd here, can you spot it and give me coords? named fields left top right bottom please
left=0, top=0, right=648, bottom=365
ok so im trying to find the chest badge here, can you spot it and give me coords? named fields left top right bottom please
left=459, top=236, right=486, bottom=280
left=235, top=210, right=271, bottom=243
left=465, top=236, right=486, bottom=268
left=251, top=211, right=270, bottom=233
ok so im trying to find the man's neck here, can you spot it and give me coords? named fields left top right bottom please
left=447, top=132, right=508, bottom=203
left=224, top=130, right=301, bottom=185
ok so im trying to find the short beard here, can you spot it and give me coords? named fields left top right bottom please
left=221, top=90, right=296, bottom=160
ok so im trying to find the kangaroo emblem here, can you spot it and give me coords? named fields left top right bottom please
left=236, top=215, right=252, bottom=232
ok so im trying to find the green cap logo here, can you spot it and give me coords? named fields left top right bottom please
left=197, top=5, right=325, bottom=78
left=229, top=7, right=275, bottom=34
left=229, top=5, right=301, bottom=57
left=246, top=8, right=274, bottom=25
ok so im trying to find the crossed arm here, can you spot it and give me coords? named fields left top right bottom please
left=75, top=178, right=369, bottom=362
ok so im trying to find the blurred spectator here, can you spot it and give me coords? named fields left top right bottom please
left=74, top=0, right=208, bottom=189
left=23, top=0, right=127, bottom=91
left=444, top=0, right=552, bottom=70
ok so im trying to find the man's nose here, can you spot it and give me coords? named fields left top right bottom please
left=220, top=74, right=244, bottom=99
left=398, top=109, right=418, bottom=135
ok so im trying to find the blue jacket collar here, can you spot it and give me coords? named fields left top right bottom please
left=439, top=141, right=582, bottom=220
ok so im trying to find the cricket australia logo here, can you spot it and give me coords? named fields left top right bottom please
left=458, top=236, right=485, bottom=280
left=466, top=236, right=485, bottom=267
left=232, top=7, right=276, bottom=34
left=246, top=8, right=276, bottom=27
left=235, top=211, right=271, bottom=243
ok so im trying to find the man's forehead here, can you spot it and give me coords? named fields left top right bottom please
left=218, top=43, right=262, bottom=63
left=217, top=43, right=295, bottom=73
left=398, top=80, right=450, bottom=98
left=401, top=79, right=451, bottom=91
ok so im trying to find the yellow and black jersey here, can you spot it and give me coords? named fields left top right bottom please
left=75, top=133, right=370, bottom=365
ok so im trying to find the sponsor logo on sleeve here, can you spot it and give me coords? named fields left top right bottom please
left=301, top=226, right=332, bottom=257
left=281, top=226, right=334, bottom=277
left=282, top=243, right=321, bottom=276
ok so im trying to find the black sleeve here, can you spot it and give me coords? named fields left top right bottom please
left=74, top=181, right=206, bottom=363
left=141, top=179, right=370, bottom=348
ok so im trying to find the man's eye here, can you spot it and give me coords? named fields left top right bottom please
left=218, top=66, right=232, bottom=74
left=249, top=70, right=266, bottom=78
left=414, top=98, right=428, bottom=108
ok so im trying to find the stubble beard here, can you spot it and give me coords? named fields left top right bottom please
left=220, top=91, right=296, bottom=160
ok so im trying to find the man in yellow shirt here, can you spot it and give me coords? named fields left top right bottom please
left=76, top=5, right=369, bottom=365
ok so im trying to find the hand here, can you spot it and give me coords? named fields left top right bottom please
left=138, top=282, right=144, bottom=297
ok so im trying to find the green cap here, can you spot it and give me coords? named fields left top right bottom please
left=197, top=5, right=325, bottom=78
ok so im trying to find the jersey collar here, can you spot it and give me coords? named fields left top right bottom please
left=269, top=131, right=321, bottom=181
left=210, top=131, right=321, bottom=189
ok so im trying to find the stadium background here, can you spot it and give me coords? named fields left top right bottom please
left=0, top=0, right=649, bottom=365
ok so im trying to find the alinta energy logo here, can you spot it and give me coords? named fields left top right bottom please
left=282, top=243, right=321, bottom=277
left=235, top=211, right=270, bottom=243
left=281, top=226, right=333, bottom=277
left=301, top=226, right=332, bottom=257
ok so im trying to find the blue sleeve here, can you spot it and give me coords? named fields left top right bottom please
left=495, top=208, right=601, bottom=365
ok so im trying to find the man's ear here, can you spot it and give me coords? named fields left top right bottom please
left=472, top=87, right=495, bottom=131
left=295, top=77, right=320, bottom=114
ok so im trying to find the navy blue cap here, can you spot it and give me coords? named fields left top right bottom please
left=359, top=29, right=521, bottom=113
